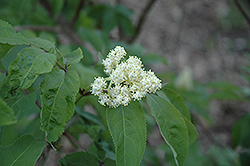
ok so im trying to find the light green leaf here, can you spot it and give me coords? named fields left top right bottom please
left=0, top=97, right=17, bottom=126
left=0, top=20, right=29, bottom=45
left=28, top=38, right=55, bottom=52
left=0, top=134, right=46, bottom=166
left=58, top=152, right=99, bottom=166
left=106, top=101, right=146, bottom=166
left=146, top=94, right=189, bottom=166
left=40, top=68, right=80, bottom=142
left=0, top=43, right=13, bottom=59
left=63, top=48, right=83, bottom=65
left=7, top=47, right=56, bottom=91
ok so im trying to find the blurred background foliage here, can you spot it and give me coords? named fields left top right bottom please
left=0, top=0, right=250, bottom=165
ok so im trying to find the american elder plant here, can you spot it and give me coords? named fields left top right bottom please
left=0, top=20, right=197, bottom=166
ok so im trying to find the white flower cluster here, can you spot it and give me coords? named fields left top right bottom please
left=91, top=46, right=162, bottom=108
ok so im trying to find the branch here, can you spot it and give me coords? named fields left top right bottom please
left=233, top=0, right=250, bottom=28
left=63, top=131, right=90, bottom=153
left=71, top=0, right=85, bottom=26
left=38, top=0, right=54, bottom=18
left=128, top=0, right=157, bottom=43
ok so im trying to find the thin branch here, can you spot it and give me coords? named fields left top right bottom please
left=36, top=100, right=42, bottom=109
left=63, top=131, right=90, bottom=153
left=234, top=0, right=250, bottom=28
left=56, top=61, right=67, bottom=73
left=14, top=25, right=59, bottom=33
left=128, top=0, right=157, bottom=43
left=71, top=0, right=85, bottom=26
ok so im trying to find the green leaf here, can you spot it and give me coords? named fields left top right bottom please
left=79, top=29, right=103, bottom=52
left=161, top=88, right=198, bottom=145
left=106, top=101, right=146, bottom=166
left=7, top=47, right=56, bottom=91
left=162, top=88, right=191, bottom=120
left=8, top=92, right=37, bottom=120
left=232, top=113, right=250, bottom=148
left=0, top=97, right=17, bottom=125
left=58, top=152, right=99, bottom=166
left=29, top=38, right=55, bottom=52
left=63, top=48, right=83, bottom=65
left=0, top=20, right=29, bottom=45
left=0, top=43, right=13, bottom=59
left=141, top=53, right=168, bottom=65
left=40, top=68, right=80, bottom=142
left=0, top=134, right=46, bottom=166
left=146, top=94, right=189, bottom=166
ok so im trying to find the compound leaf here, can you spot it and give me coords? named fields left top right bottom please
left=58, top=152, right=99, bottom=166
left=7, top=47, right=56, bottom=91
left=106, top=101, right=146, bottom=166
left=0, top=97, right=17, bottom=126
left=0, top=134, right=46, bottom=166
left=40, top=68, right=79, bottom=142
left=146, top=94, right=189, bottom=166
left=0, top=20, right=29, bottom=45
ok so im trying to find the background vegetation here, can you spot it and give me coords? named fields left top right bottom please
left=0, top=0, right=250, bottom=165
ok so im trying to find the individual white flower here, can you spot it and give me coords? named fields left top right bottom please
left=91, top=77, right=106, bottom=96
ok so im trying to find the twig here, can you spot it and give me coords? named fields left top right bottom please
left=71, top=0, right=85, bottom=26
left=233, top=0, right=250, bottom=28
left=128, top=0, right=157, bottom=43
left=56, top=61, right=67, bottom=73
left=63, top=131, right=90, bottom=153
left=36, top=100, right=42, bottom=109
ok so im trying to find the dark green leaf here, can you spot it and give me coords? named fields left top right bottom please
left=232, top=113, right=250, bottom=148
left=146, top=94, right=189, bottom=166
left=0, top=97, right=17, bottom=125
left=79, top=29, right=103, bottom=52
left=0, top=43, right=13, bottom=59
left=7, top=47, right=56, bottom=91
left=162, top=88, right=191, bottom=120
left=63, top=47, right=83, bottom=65
left=40, top=68, right=79, bottom=142
left=0, top=134, right=46, bottom=166
left=0, top=20, right=29, bottom=45
left=8, top=92, right=37, bottom=120
left=58, top=152, right=99, bottom=166
left=1, top=45, right=27, bottom=69
left=29, top=38, right=55, bottom=52
left=141, top=53, right=168, bottom=65
left=106, top=101, right=146, bottom=166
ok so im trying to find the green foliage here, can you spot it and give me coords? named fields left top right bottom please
left=106, top=101, right=146, bottom=166
left=7, top=47, right=56, bottom=92
left=58, top=152, right=99, bottom=166
left=146, top=93, right=189, bottom=166
left=0, top=134, right=46, bottom=166
left=40, top=68, right=79, bottom=142
left=0, top=96, right=17, bottom=125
